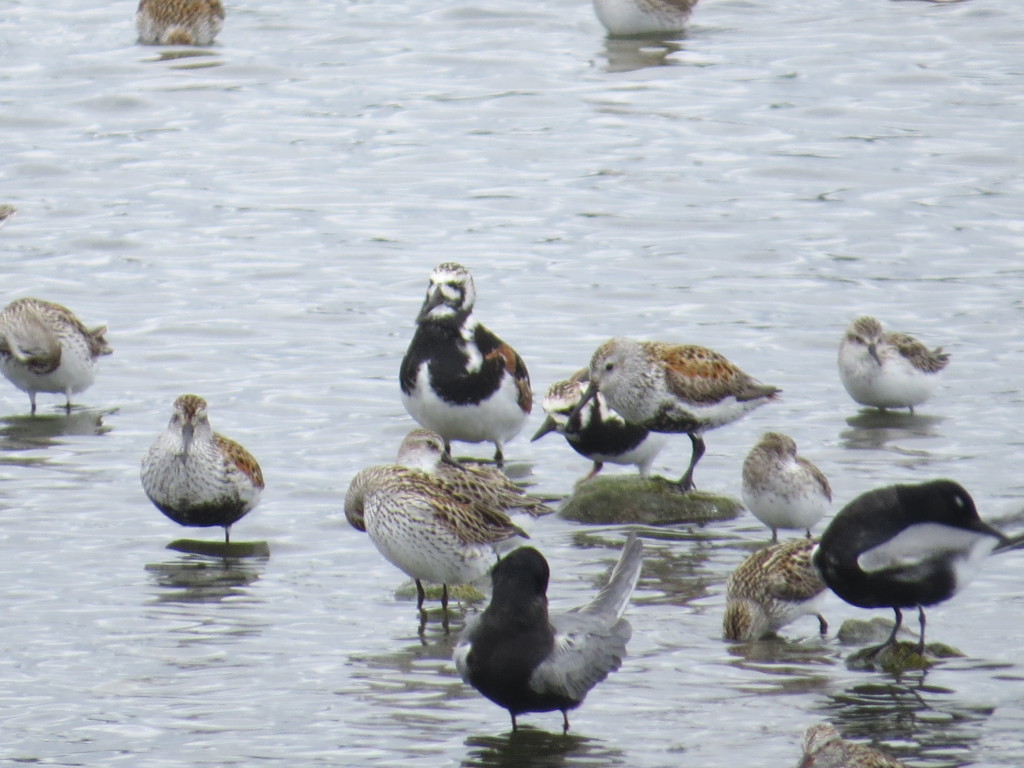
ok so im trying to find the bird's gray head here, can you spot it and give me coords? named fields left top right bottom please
left=169, top=394, right=211, bottom=458
left=396, top=428, right=449, bottom=471
left=416, top=262, right=476, bottom=324
left=845, top=316, right=884, bottom=366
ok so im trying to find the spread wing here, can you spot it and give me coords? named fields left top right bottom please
left=528, top=613, right=631, bottom=704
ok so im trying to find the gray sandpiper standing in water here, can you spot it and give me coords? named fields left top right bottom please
left=741, top=432, right=832, bottom=541
left=838, top=316, right=949, bottom=414
left=0, top=298, right=112, bottom=415
left=141, top=394, right=264, bottom=544
left=569, top=337, right=780, bottom=491
left=592, top=0, right=698, bottom=37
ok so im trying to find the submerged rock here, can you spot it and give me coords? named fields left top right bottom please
left=845, top=638, right=964, bottom=673
left=558, top=475, right=742, bottom=525
left=166, top=539, right=270, bottom=558
left=394, top=581, right=486, bottom=605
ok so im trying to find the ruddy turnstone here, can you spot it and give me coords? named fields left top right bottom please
left=0, top=298, right=112, bottom=415
left=400, top=263, right=532, bottom=467
left=455, top=533, right=643, bottom=733
left=531, top=370, right=667, bottom=482
left=593, top=0, right=697, bottom=37
left=345, top=431, right=529, bottom=627
left=723, top=537, right=828, bottom=642
left=838, top=316, right=949, bottom=414
left=141, top=394, right=264, bottom=544
left=136, top=0, right=224, bottom=46
left=799, top=723, right=907, bottom=768
left=570, top=337, right=780, bottom=491
left=397, top=428, right=552, bottom=518
left=742, top=433, right=832, bottom=541
left=813, top=479, right=1007, bottom=654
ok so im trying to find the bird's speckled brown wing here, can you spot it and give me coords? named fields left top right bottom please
left=215, top=433, right=265, bottom=489
left=657, top=343, right=778, bottom=405
left=886, top=332, right=949, bottom=374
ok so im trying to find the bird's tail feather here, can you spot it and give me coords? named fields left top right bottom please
left=582, top=532, right=643, bottom=620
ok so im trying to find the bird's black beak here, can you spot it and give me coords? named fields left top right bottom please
left=566, top=381, right=598, bottom=432
left=867, top=342, right=881, bottom=366
left=416, top=289, right=445, bottom=323
left=531, top=415, right=559, bottom=442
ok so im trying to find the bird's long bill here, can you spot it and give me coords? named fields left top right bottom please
left=180, top=422, right=194, bottom=460
left=415, top=288, right=445, bottom=323
left=530, top=415, right=559, bottom=442
left=565, top=381, right=598, bottom=431
left=867, top=342, right=881, bottom=366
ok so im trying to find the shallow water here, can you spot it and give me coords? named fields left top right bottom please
left=2, top=0, right=1024, bottom=764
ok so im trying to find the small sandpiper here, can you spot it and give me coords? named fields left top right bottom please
left=742, top=432, right=832, bottom=541
left=396, top=428, right=551, bottom=518
left=723, top=537, right=828, bottom=642
left=531, top=370, right=668, bottom=482
left=136, top=0, right=224, bottom=46
left=569, top=337, right=780, bottom=490
left=345, top=430, right=529, bottom=628
left=455, top=533, right=643, bottom=733
left=838, top=316, right=949, bottom=414
left=141, top=394, right=264, bottom=544
left=400, top=263, right=532, bottom=467
left=813, top=479, right=1007, bottom=655
left=0, top=298, right=112, bottom=415
left=799, top=723, right=907, bottom=768
left=592, top=0, right=697, bottom=37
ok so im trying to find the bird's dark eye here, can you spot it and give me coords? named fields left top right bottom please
left=604, top=362, right=614, bottom=372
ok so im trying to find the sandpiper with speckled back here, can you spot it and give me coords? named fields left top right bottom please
left=742, top=432, right=831, bottom=541
left=0, top=298, right=112, bottom=415
left=723, top=537, right=828, bottom=642
left=799, top=723, right=907, bottom=768
left=569, top=337, right=780, bottom=490
left=838, top=316, right=949, bottom=413
left=136, top=0, right=224, bottom=46
left=141, top=394, right=264, bottom=544
left=345, top=429, right=529, bottom=629
left=400, top=263, right=532, bottom=467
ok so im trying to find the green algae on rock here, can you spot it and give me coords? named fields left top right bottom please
left=845, top=638, right=964, bottom=673
left=558, top=475, right=742, bottom=525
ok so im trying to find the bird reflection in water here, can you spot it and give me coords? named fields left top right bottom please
left=145, top=550, right=266, bottom=604
left=0, top=407, right=112, bottom=452
left=601, top=37, right=684, bottom=73
left=462, top=728, right=623, bottom=768
left=839, top=411, right=943, bottom=453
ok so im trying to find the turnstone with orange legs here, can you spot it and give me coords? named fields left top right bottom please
left=593, top=0, right=697, bottom=37
left=838, top=316, right=949, bottom=414
left=455, top=533, right=643, bottom=733
left=396, top=428, right=551, bottom=518
left=742, top=432, right=831, bottom=541
left=531, top=370, right=667, bottom=482
left=400, top=263, right=531, bottom=467
left=813, top=479, right=1007, bottom=655
left=799, top=723, right=907, bottom=768
left=136, top=0, right=224, bottom=46
left=141, top=394, right=264, bottom=544
left=345, top=430, right=529, bottom=628
left=0, top=298, right=112, bottom=415
left=570, top=337, right=779, bottom=491
left=723, top=537, right=828, bottom=642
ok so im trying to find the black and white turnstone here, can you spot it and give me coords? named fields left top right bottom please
left=400, top=263, right=531, bottom=467
left=799, top=723, right=907, bottom=768
left=813, top=479, right=1007, bottom=653
left=136, top=0, right=224, bottom=46
left=569, top=337, right=780, bottom=490
left=838, top=316, right=949, bottom=413
left=454, top=533, right=643, bottom=733
left=742, top=432, right=832, bottom=541
left=0, top=298, right=112, bottom=415
left=531, top=370, right=667, bottom=482
left=723, top=537, right=828, bottom=642
left=345, top=430, right=529, bottom=627
left=592, top=0, right=697, bottom=36
left=141, top=394, right=265, bottom=544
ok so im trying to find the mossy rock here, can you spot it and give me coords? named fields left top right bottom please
left=845, top=639, right=965, bottom=673
left=394, top=581, right=487, bottom=605
left=166, top=539, right=271, bottom=559
left=558, top=475, right=742, bottom=525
